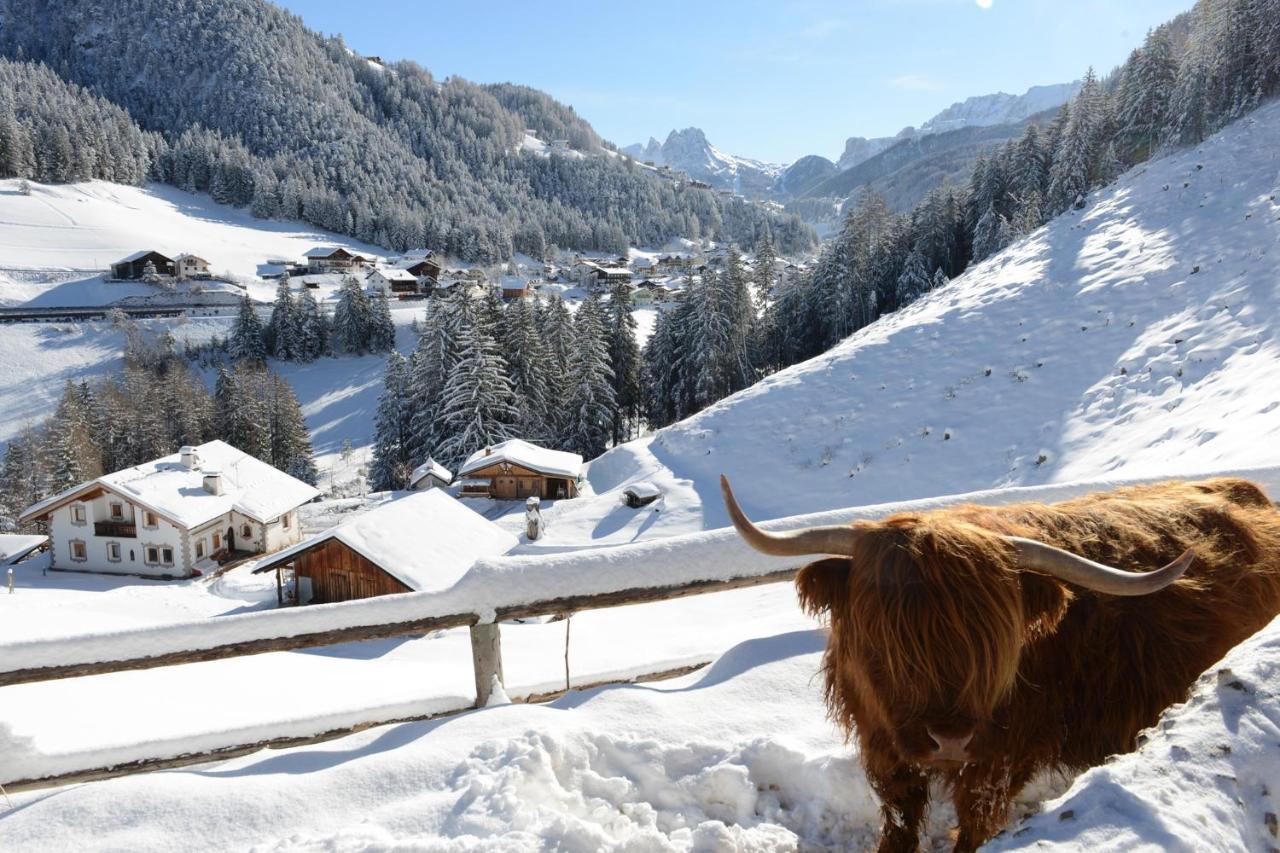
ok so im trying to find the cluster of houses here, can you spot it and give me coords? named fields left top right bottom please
left=17, top=438, right=587, bottom=607
left=107, top=242, right=807, bottom=313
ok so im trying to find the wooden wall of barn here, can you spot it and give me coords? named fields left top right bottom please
left=294, top=538, right=412, bottom=603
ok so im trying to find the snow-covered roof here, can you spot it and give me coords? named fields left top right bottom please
left=370, top=267, right=418, bottom=282
left=257, top=490, right=517, bottom=592
left=20, top=440, right=319, bottom=529
left=623, top=482, right=662, bottom=500
left=408, top=458, right=453, bottom=487
left=114, top=249, right=169, bottom=264
left=174, top=253, right=210, bottom=264
left=595, top=266, right=631, bottom=276
left=458, top=439, right=583, bottom=479
left=304, top=246, right=362, bottom=259
left=0, top=534, right=47, bottom=564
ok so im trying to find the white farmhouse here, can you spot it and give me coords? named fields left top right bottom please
left=19, top=441, right=320, bottom=579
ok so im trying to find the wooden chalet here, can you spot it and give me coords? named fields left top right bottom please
left=457, top=439, right=583, bottom=501
left=500, top=279, right=529, bottom=300
left=399, top=253, right=443, bottom=282
left=304, top=246, right=370, bottom=274
left=367, top=266, right=422, bottom=297
left=111, top=250, right=176, bottom=280
left=252, top=490, right=516, bottom=605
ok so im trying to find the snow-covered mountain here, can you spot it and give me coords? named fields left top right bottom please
left=919, top=81, right=1081, bottom=135
left=622, top=128, right=785, bottom=195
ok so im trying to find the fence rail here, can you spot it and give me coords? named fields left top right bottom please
left=2, top=466, right=1277, bottom=788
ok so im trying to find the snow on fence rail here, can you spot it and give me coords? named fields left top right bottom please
left=2, top=466, right=1278, bottom=708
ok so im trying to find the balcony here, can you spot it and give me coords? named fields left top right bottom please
left=95, top=521, right=137, bottom=538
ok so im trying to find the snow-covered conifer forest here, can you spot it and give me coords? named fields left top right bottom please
left=2, top=0, right=1280, bottom=849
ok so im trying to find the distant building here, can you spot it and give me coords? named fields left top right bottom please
left=457, top=439, right=583, bottom=501
left=111, top=250, right=175, bottom=280
left=20, top=441, right=319, bottom=579
left=252, top=490, right=516, bottom=605
left=367, top=266, right=422, bottom=298
left=500, top=278, right=530, bottom=300
left=173, top=253, right=212, bottom=280
left=303, top=247, right=370, bottom=274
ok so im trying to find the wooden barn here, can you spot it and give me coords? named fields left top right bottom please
left=111, top=250, right=175, bottom=280
left=252, top=490, right=516, bottom=605
left=457, top=439, right=583, bottom=501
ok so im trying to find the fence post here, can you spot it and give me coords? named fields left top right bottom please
left=470, top=621, right=504, bottom=707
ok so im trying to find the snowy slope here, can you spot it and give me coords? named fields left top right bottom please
left=0, top=180, right=385, bottom=281
left=555, top=99, right=1280, bottom=546
left=2, top=614, right=1276, bottom=850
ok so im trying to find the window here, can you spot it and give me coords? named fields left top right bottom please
left=161, top=547, right=174, bottom=565
left=70, top=540, right=87, bottom=561
left=143, top=511, right=158, bottom=528
left=106, top=542, right=121, bottom=562
left=71, top=504, right=86, bottom=524
left=195, top=540, right=205, bottom=559
left=282, top=513, right=291, bottom=530
left=241, top=523, right=252, bottom=539
left=146, top=546, right=159, bottom=564
left=110, top=502, right=124, bottom=521
left=212, top=532, right=222, bottom=550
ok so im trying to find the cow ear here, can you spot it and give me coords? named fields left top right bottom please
left=796, top=558, right=850, bottom=616
left=1020, top=572, right=1071, bottom=638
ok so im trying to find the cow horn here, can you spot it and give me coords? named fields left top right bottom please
left=1007, top=537, right=1195, bottom=596
left=720, top=475, right=864, bottom=557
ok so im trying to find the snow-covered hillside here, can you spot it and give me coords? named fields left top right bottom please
left=0, top=180, right=385, bottom=288
left=550, top=99, right=1280, bottom=545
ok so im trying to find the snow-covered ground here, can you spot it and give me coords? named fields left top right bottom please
left=2, top=614, right=1276, bottom=851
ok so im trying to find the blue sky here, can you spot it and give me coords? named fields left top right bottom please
left=276, top=0, right=1193, bottom=164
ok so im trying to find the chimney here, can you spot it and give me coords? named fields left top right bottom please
left=202, top=470, right=224, bottom=496
left=180, top=445, right=200, bottom=471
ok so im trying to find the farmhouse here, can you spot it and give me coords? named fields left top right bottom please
left=457, top=439, right=583, bottom=500
left=408, top=457, right=453, bottom=491
left=173, top=253, right=212, bottom=280
left=19, top=441, right=319, bottom=579
left=304, top=246, right=369, bottom=274
left=111, top=250, right=176, bottom=280
left=367, top=266, right=421, bottom=297
left=252, top=490, right=517, bottom=605
left=397, top=250, right=443, bottom=282
left=500, top=278, right=529, bottom=300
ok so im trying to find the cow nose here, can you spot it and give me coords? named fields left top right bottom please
left=926, top=728, right=973, bottom=762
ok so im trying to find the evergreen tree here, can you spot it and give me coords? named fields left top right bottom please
left=367, top=292, right=396, bottom=353
left=564, top=293, right=616, bottom=459
left=436, top=321, right=518, bottom=468
left=501, top=296, right=552, bottom=440
left=332, top=276, right=372, bottom=354
left=266, top=279, right=298, bottom=360
left=605, top=278, right=642, bottom=444
left=894, top=248, right=932, bottom=307
left=369, top=352, right=414, bottom=491
left=296, top=290, right=329, bottom=361
left=228, top=294, right=267, bottom=363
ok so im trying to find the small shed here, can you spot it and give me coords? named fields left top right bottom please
left=622, top=482, right=662, bottom=508
left=457, top=439, right=583, bottom=501
left=408, top=457, right=453, bottom=491
left=252, top=490, right=517, bottom=605
left=0, top=534, right=48, bottom=565
left=111, top=250, right=175, bottom=280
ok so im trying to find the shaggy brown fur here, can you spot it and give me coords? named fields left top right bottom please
left=793, top=478, right=1280, bottom=852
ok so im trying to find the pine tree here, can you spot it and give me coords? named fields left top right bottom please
left=605, top=278, right=641, bottom=444
left=1117, top=26, right=1178, bottom=159
left=971, top=205, right=1012, bottom=262
left=370, top=352, right=414, bottom=491
left=296, top=290, right=329, bottom=361
left=436, top=321, right=518, bottom=468
left=501, top=296, right=552, bottom=440
left=332, top=276, right=372, bottom=354
left=564, top=293, right=616, bottom=459
left=367, top=292, right=396, bottom=353
left=266, top=279, right=298, bottom=360
left=228, top=294, right=267, bottom=363
left=894, top=248, right=932, bottom=306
